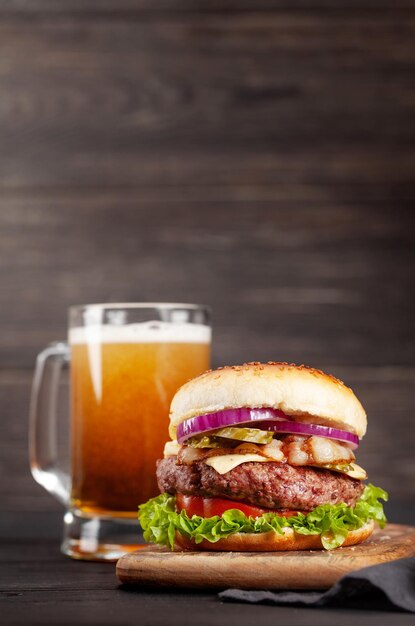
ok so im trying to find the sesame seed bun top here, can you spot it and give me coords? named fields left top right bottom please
left=169, top=362, right=367, bottom=440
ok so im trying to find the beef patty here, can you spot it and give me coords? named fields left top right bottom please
left=156, top=457, right=364, bottom=511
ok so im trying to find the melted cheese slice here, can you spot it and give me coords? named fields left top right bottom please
left=205, top=454, right=268, bottom=475
left=205, top=454, right=367, bottom=480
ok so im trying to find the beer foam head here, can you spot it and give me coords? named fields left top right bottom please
left=69, top=321, right=211, bottom=345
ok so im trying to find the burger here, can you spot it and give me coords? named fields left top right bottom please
left=139, top=362, right=387, bottom=551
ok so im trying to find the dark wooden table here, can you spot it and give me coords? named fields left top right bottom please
left=2, top=507, right=414, bottom=625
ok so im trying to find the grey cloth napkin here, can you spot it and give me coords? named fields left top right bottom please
left=219, top=558, right=415, bottom=612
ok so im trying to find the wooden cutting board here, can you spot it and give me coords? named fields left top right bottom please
left=116, top=524, right=415, bottom=590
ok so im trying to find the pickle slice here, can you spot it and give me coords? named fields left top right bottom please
left=210, top=426, right=274, bottom=444
left=186, top=436, right=223, bottom=448
left=186, top=427, right=274, bottom=448
left=318, top=462, right=367, bottom=480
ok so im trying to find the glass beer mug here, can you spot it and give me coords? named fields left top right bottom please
left=30, top=303, right=211, bottom=560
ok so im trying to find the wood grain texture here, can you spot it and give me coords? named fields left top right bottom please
left=3, top=541, right=415, bottom=626
left=1, top=2, right=415, bottom=15
left=0, top=14, right=414, bottom=189
left=0, top=198, right=413, bottom=369
left=116, top=524, right=415, bottom=590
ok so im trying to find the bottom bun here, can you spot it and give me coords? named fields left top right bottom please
left=174, top=520, right=374, bottom=552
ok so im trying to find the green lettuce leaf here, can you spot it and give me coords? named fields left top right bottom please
left=138, top=483, right=388, bottom=551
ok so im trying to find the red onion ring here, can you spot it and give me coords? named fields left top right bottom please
left=176, top=408, right=289, bottom=444
left=254, top=420, right=359, bottom=450
left=176, top=408, right=359, bottom=449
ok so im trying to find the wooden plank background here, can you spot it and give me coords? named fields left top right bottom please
left=0, top=1, right=414, bottom=520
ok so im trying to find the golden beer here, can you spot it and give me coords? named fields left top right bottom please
left=69, top=323, right=210, bottom=517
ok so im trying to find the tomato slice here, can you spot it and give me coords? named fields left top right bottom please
left=176, top=494, right=300, bottom=518
left=203, top=498, right=270, bottom=518
left=176, top=494, right=205, bottom=517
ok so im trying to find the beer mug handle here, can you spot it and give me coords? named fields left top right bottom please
left=29, top=341, right=71, bottom=506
